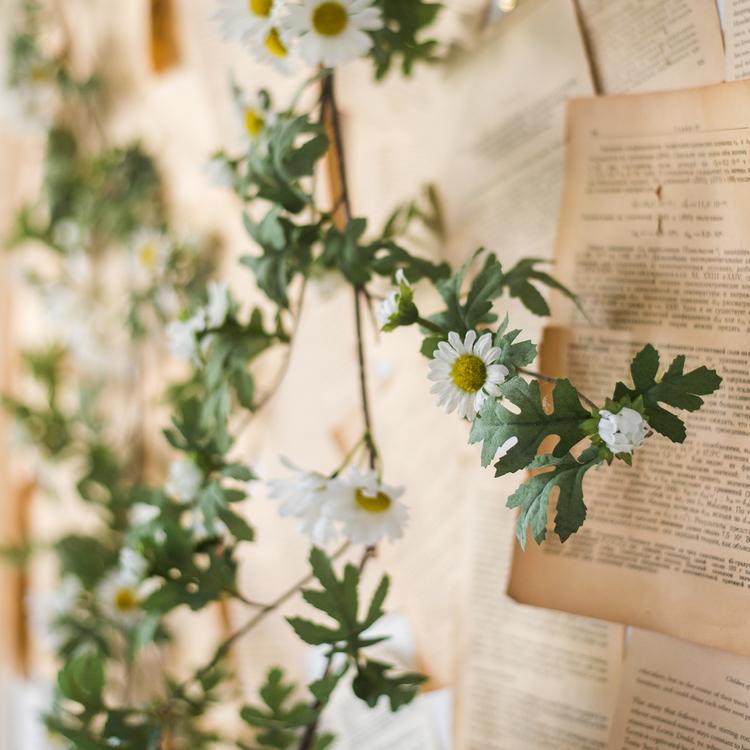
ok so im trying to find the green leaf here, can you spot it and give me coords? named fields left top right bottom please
left=286, top=617, right=342, bottom=646
left=55, top=535, right=118, bottom=588
left=351, top=659, right=426, bottom=711
left=493, top=316, right=537, bottom=373
left=502, top=258, right=582, bottom=318
left=241, top=668, right=319, bottom=748
left=429, top=250, right=501, bottom=335
left=288, top=549, right=394, bottom=654
left=613, top=345, right=722, bottom=443
left=507, top=447, right=602, bottom=548
left=58, top=650, right=105, bottom=708
left=217, top=506, right=255, bottom=542
left=469, top=376, right=589, bottom=473
left=221, top=463, right=256, bottom=481
left=368, top=0, right=442, bottom=79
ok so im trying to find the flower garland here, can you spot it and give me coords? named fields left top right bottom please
left=2, top=1, right=722, bottom=748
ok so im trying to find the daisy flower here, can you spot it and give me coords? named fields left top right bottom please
left=267, top=458, right=340, bottom=544
left=249, top=23, right=297, bottom=73
left=166, top=459, right=204, bottom=504
left=235, top=93, right=276, bottom=141
left=214, top=0, right=277, bottom=44
left=428, top=331, right=509, bottom=421
left=330, top=467, right=408, bottom=546
left=97, top=550, right=149, bottom=625
left=131, top=229, right=170, bottom=288
left=284, top=0, right=383, bottom=68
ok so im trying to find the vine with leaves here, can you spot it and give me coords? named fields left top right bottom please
left=1, top=1, right=721, bottom=748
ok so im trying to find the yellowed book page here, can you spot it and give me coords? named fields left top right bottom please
left=439, top=0, right=595, bottom=263
left=458, top=487, right=624, bottom=750
left=508, top=80, right=750, bottom=655
left=724, top=0, right=750, bottom=80
left=607, top=629, right=750, bottom=749
left=510, top=325, right=750, bottom=655
left=575, top=0, right=725, bottom=94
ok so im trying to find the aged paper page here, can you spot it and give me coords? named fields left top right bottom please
left=575, top=0, right=725, bottom=94
left=724, top=0, right=750, bottom=80
left=459, top=487, right=624, bottom=750
left=608, top=629, right=750, bottom=750
left=439, top=0, right=595, bottom=262
left=510, top=80, right=750, bottom=656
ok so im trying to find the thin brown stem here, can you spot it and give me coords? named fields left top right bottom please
left=517, top=367, right=599, bottom=411
left=320, top=73, right=378, bottom=470
left=178, top=543, right=351, bottom=695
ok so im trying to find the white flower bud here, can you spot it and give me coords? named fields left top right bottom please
left=597, top=407, right=648, bottom=455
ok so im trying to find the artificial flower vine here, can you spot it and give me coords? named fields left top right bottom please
left=2, top=0, right=722, bottom=748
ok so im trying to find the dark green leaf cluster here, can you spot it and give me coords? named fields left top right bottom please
left=287, top=549, right=426, bottom=712
left=49, top=649, right=224, bottom=750
left=240, top=668, right=336, bottom=749
left=472, top=345, right=721, bottom=548
left=369, top=0, right=443, bottom=79
left=612, top=344, right=722, bottom=444
left=418, top=251, right=579, bottom=355
left=12, top=127, right=165, bottom=251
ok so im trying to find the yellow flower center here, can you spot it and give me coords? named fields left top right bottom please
left=30, top=65, right=47, bottom=82
left=451, top=355, right=486, bottom=393
left=312, top=2, right=349, bottom=36
left=249, top=0, right=273, bottom=16
left=244, top=108, right=265, bottom=137
left=355, top=489, right=391, bottom=514
left=264, top=27, right=288, bottom=58
left=138, top=243, right=158, bottom=268
left=114, top=587, right=138, bottom=612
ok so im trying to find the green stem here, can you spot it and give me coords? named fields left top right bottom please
left=415, top=316, right=443, bottom=334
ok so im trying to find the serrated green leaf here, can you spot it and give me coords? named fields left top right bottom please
left=613, top=345, right=722, bottom=443
left=351, top=659, right=426, bottom=711
left=507, top=447, right=602, bottom=548
left=286, top=617, right=342, bottom=646
left=469, top=376, right=589, bottom=472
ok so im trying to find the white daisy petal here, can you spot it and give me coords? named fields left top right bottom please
left=282, top=0, right=383, bottom=68
left=428, top=330, right=509, bottom=422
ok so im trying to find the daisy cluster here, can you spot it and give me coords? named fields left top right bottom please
left=215, top=0, right=384, bottom=71
left=268, top=460, right=407, bottom=546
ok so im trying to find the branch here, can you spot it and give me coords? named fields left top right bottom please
left=179, top=542, right=351, bottom=695
left=320, top=73, right=378, bottom=470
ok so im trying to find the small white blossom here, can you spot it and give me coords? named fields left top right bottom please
left=268, top=458, right=340, bottom=544
left=131, top=229, right=169, bottom=287
left=166, top=310, right=207, bottom=361
left=206, top=281, right=230, bottom=329
left=428, top=330, right=509, bottom=421
left=377, top=268, right=410, bottom=329
left=284, top=0, right=383, bottom=68
left=598, top=407, right=648, bottom=455
left=329, top=467, right=408, bottom=546
left=97, top=550, right=149, bottom=624
left=130, top=503, right=160, bottom=526
left=165, top=459, right=204, bottom=504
